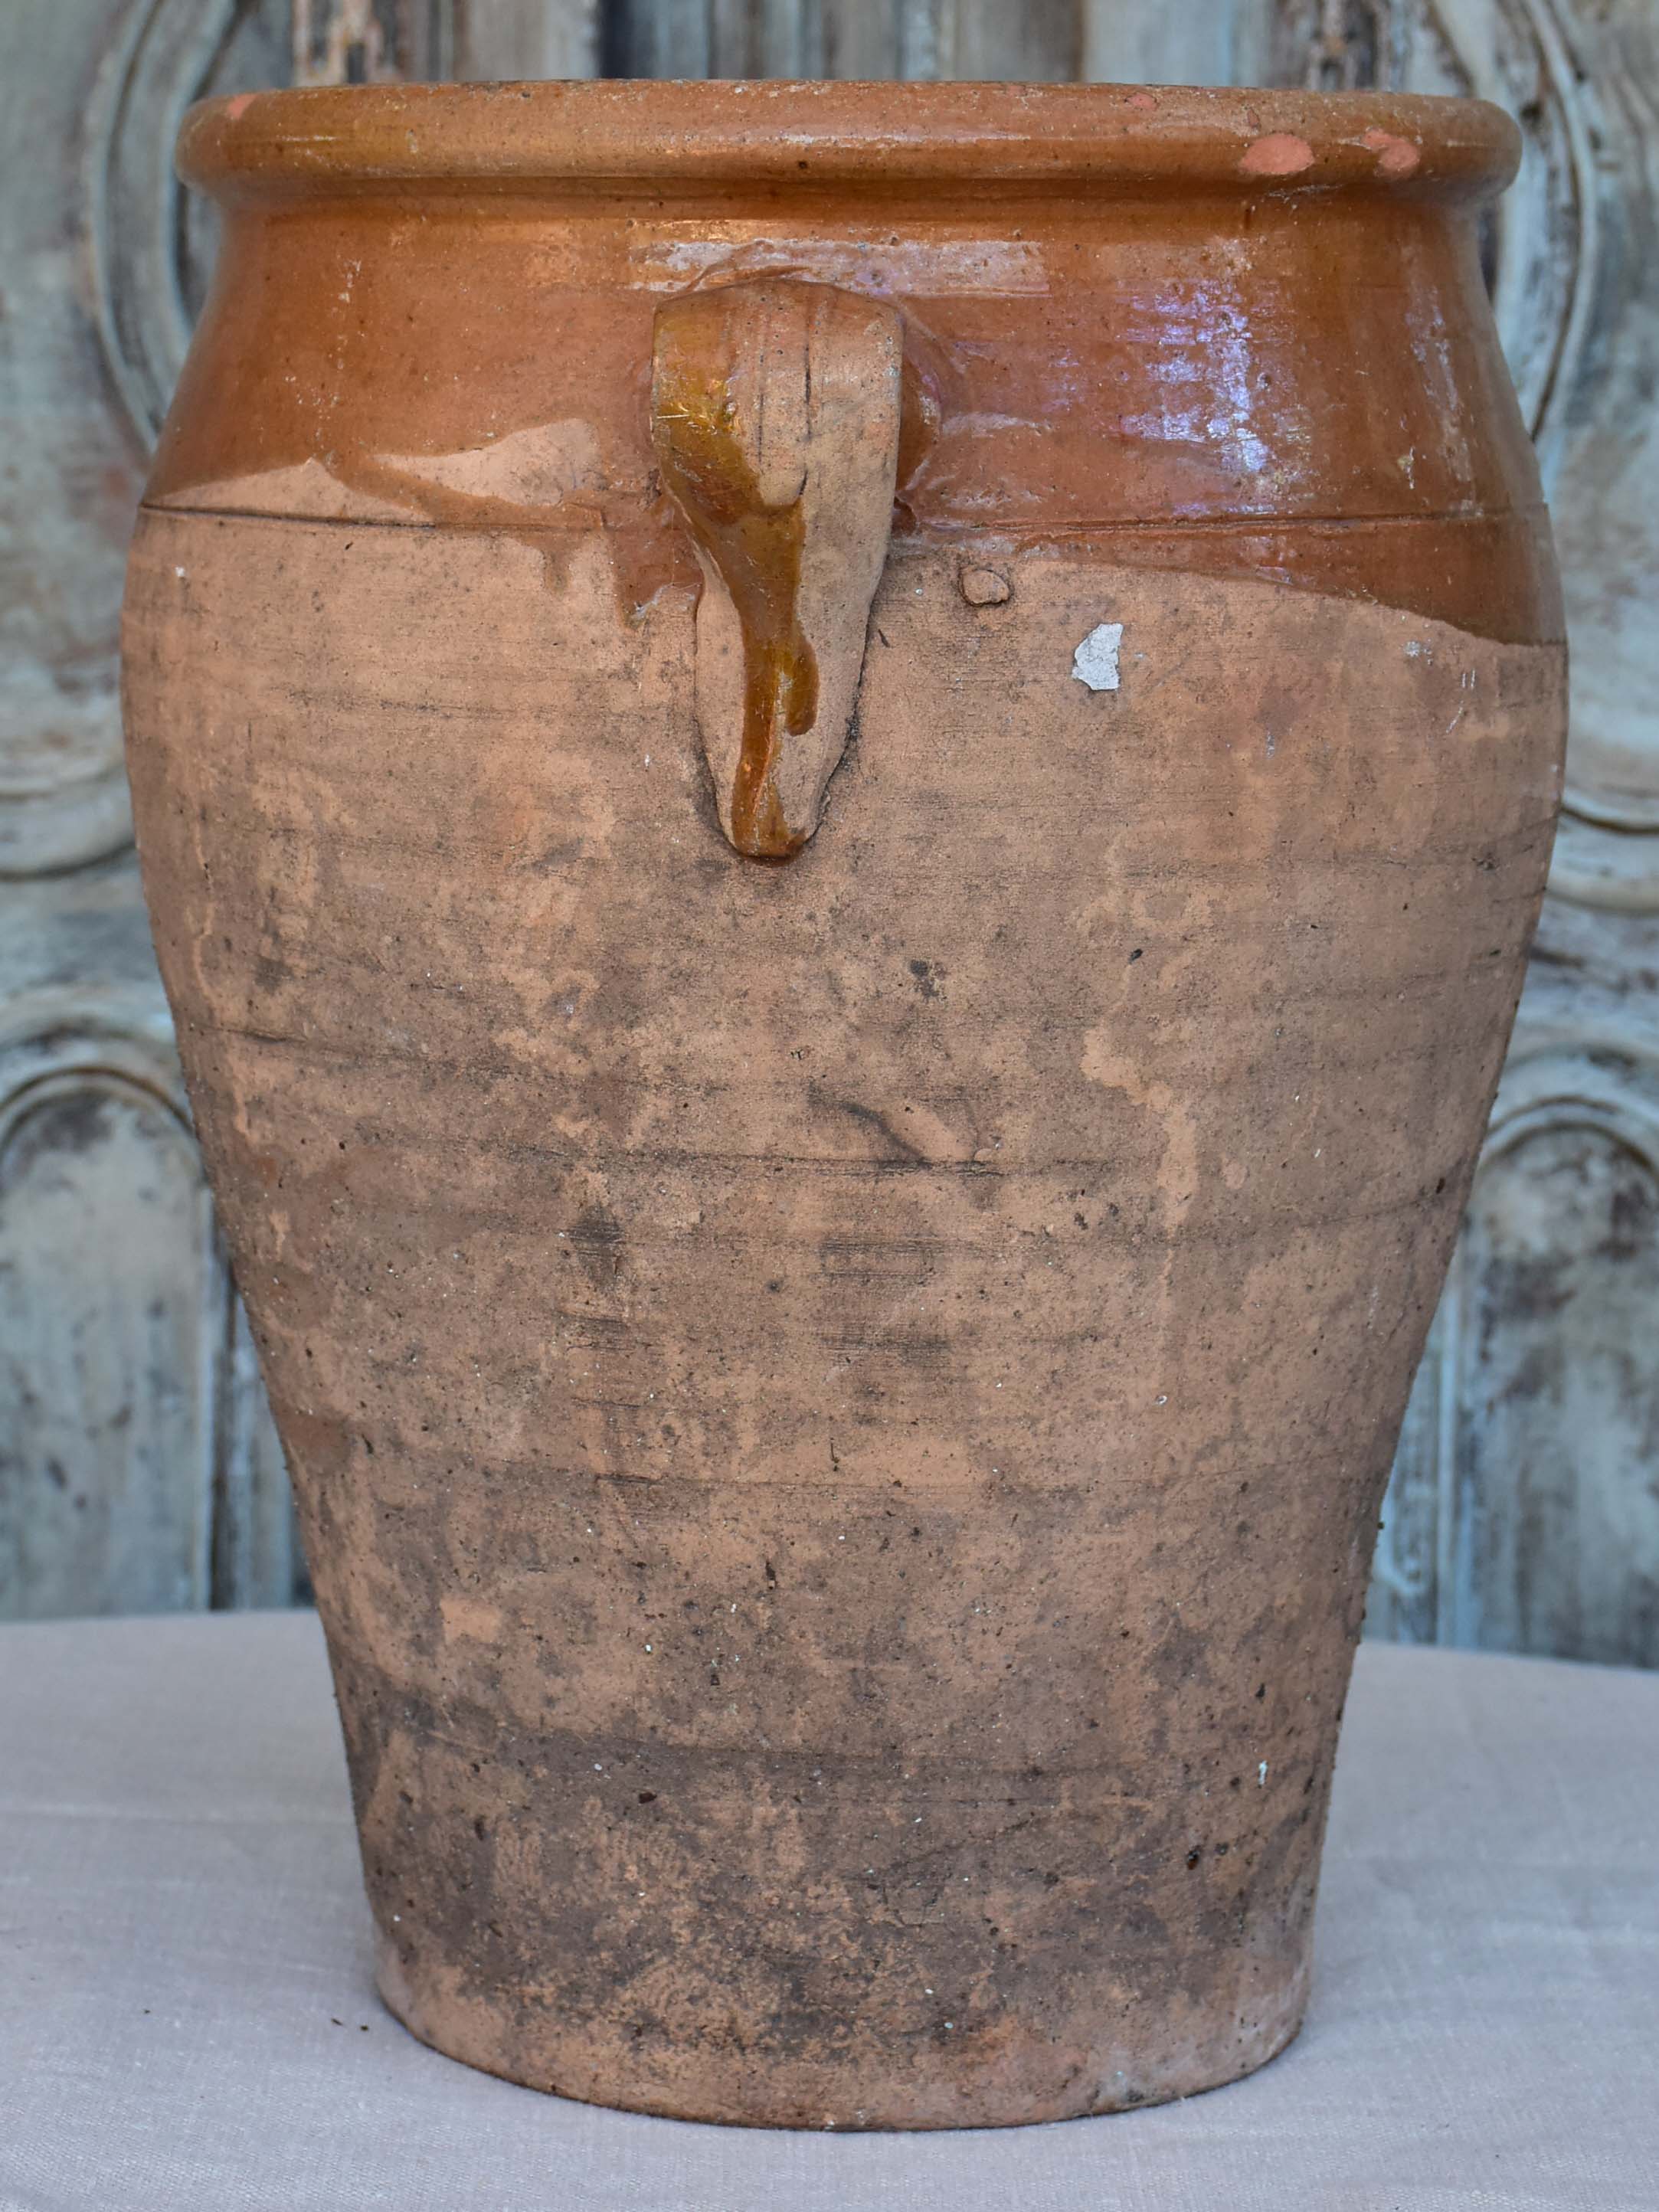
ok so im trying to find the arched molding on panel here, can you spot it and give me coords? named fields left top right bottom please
left=1373, top=1038, right=1659, bottom=1657
left=0, top=1000, right=296, bottom=1615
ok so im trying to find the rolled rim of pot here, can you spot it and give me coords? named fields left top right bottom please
left=175, top=80, right=1521, bottom=209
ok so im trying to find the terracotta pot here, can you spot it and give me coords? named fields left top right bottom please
left=122, top=81, right=1565, bottom=2129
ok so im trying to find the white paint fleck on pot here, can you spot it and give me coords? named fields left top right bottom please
left=1073, top=622, right=1124, bottom=692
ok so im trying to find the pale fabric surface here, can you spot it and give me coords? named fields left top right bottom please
left=2, top=1615, right=1654, bottom=2212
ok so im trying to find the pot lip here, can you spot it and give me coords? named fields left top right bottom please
left=177, top=79, right=1520, bottom=206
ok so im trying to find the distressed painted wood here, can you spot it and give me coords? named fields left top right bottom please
left=1371, top=1042, right=1659, bottom=1664
left=1458, top=1111, right=1659, bottom=1664
left=0, top=0, right=592, bottom=1621
left=0, top=1050, right=215, bottom=1618
left=2, top=2, right=152, bottom=873
left=1221, top=0, right=1659, bottom=1661
left=0, top=859, right=299, bottom=1616
left=1081, top=1, right=1659, bottom=1661
left=1082, top=3, right=1277, bottom=84
left=3, top=0, right=1656, bottom=1658
left=604, top=1, right=1078, bottom=79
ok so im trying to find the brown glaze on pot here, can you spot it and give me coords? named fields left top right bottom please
left=650, top=276, right=904, bottom=856
left=122, top=80, right=1565, bottom=2130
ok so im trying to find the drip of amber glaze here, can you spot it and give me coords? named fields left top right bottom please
left=652, top=277, right=900, bottom=863
left=652, top=355, right=819, bottom=859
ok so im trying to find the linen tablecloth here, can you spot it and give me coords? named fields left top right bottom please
left=2, top=1612, right=1654, bottom=2210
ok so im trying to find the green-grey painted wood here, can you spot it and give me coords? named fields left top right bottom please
left=4, top=0, right=1657, bottom=1667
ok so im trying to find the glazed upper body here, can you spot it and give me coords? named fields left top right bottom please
left=149, top=79, right=1559, bottom=647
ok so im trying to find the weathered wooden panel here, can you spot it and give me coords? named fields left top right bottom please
left=0, top=0, right=153, bottom=873
left=0, top=1032, right=309, bottom=1618
left=447, top=0, right=600, bottom=78
left=214, top=1294, right=307, bottom=1607
left=1366, top=1308, right=1450, bottom=1648
left=603, top=0, right=1079, bottom=79
left=291, top=0, right=599, bottom=84
left=3, top=0, right=597, bottom=895
left=0, top=0, right=596, bottom=1622
left=3, top=0, right=1657, bottom=1658
left=0, top=858, right=303, bottom=1615
left=1372, top=1049, right=1659, bottom=1665
left=0, top=3, right=306, bottom=1622
left=1086, top=0, right=1659, bottom=1664
left=1083, top=2, right=1275, bottom=84
left=1515, top=0, right=1659, bottom=896
left=0, top=1059, right=214, bottom=1618
left=1459, top=1117, right=1659, bottom=1664
left=1379, top=2, right=1659, bottom=1655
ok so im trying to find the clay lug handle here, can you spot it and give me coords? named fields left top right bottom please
left=651, top=279, right=903, bottom=859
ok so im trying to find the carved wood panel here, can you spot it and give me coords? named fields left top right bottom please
left=602, top=2, right=1079, bottom=77
left=1371, top=1045, right=1659, bottom=1662
left=3, top=0, right=1656, bottom=1656
left=1077, top=0, right=1659, bottom=1661
left=0, top=0, right=597, bottom=1618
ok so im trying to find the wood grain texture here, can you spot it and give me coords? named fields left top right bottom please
left=1372, top=1041, right=1659, bottom=1664
left=604, top=0, right=1080, bottom=79
left=0, top=1066, right=215, bottom=1618
left=0, top=857, right=302, bottom=1615
left=0, top=0, right=594, bottom=1621
left=1079, top=3, right=1659, bottom=1664
left=1084, top=6, right=1276, bottom=85
left=0, top=0, right=155, bottom=874
left=2, top=0, right=1656, bottom=1663
left=1458, top=1114, right=1659, bottom=1664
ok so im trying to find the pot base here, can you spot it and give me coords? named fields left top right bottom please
left=373, top=1927, right=1307, bottom=2131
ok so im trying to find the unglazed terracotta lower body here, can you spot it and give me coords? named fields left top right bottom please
left=124, top=507, right=1561, bottom=2129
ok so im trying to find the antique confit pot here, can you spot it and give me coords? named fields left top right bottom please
left=122, top=80, right=1565, bottom=2129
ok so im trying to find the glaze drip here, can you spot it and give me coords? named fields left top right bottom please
left=652, top=369, right=819, bottom=859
